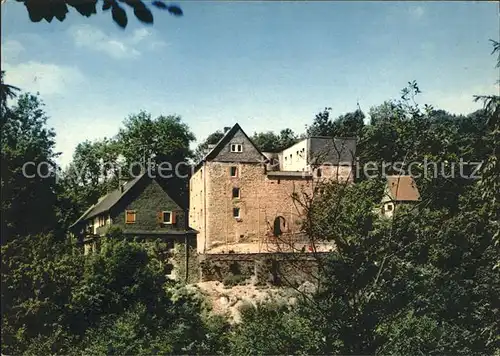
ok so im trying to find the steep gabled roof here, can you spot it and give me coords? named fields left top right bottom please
left=385, top=175, right=420, bottom=202
left=69, top=173, right=146, bottom=228
left=194, top=123, right=266, bottom=171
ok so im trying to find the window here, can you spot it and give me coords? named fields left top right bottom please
left=317, top=168, right=322, bottom=178
left=232, top=187, right=240, bottom=198
left=230, top=144, right=242, bottom=152
left=125, top=210, right=136, bottom=224
left=158, top=211, right=176, bottom=224
left=387, top=204, right=393, bottom=211
left=163, top=211, right=172, bottom=224
left=233, top=207, right=240, bottom=218
left=230, top=166, right=238, bottom=177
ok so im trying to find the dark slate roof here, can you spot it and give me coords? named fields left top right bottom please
left=308, top=137, right=357, bottom=165
left=69, top=173, right=146, bottom=228
left=194, top=123, right=267, bottom=171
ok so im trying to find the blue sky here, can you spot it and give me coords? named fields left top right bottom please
left=1, top=1, right=499, bottom=167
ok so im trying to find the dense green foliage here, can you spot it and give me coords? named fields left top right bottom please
left=1, top=42, right=499, bottom=355
left=1, top=93, right=60, bottom=243
left=251, top=128, right=299, bottom=152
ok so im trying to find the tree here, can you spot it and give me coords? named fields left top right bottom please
left=57, top=138, right=122, bottom=230
left=193, top=130, right=225, bottom=163
left=117, top=111, right=195, bottom=171
left=333, top=109, right=365, bottom=138
left=0, top=71, right=19, bottom=113
left=1, top=93, right=60, bottom=243
left=473, top=39, right=500, bottom=247
left=306, top=107, right=334, bottom=137
left=1, top=233, right=215, bottom=355
left=251, top=128, right=298, bottom=152
left=306, top=107, right=365, bottom=138
left=228, top=303, right=324, bottom=355
left=14, top=0, right=183, bottom=29
left=1, top=233, right=83, bottom=355
left=115, top=111, right=195, bottom=206
left=289, top=177, right=499, bottom=354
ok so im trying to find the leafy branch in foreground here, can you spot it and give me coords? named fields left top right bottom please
left=15, top=0, right=183, bottom=29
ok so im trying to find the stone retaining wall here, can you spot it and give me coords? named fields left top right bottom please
left=198, top=252, right=330, bottom=287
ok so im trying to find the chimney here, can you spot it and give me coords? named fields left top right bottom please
left=119, top=178, right=128, bottom=193
left=224, top=126, right=231, bottom=133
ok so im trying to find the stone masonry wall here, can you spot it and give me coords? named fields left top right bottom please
left=189, top=166, right=205, bottom=252
left=190, top=160, right=353, bottom=254
left=205, top=162, right=312, bottom=252
left=199, top=252, right=325, bottom=287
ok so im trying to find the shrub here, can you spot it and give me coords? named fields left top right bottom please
left=223, top=274, right=247, bottom=287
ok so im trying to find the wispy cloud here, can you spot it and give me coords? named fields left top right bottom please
left=54, top=115, right=123, bottom=168
left=409, top=5, right=425, bottom=20
left=150, top=40, right=169, bottom=51
left=130, top=28, right=152, bottom=44
left=69, top=24, right=140, bottom=59
left=2, top=39, right=25, bottom=61
left=423, top=84, right=499, bottom=115
left=68, top=25, right=166, bottom=59
left=3, top=61, right=85, bottom=96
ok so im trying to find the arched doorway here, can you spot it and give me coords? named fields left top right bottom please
left=273, top=216, right=287, bottom=237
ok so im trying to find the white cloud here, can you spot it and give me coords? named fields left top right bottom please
left=2, top=61, right=85, bottom=96
left=53, top=117, right=122, bottom=168
left=1, top=39, right=25, bottom=61
left=409, top=5, right=425, bottom=20
left=150, top=40, right=169, bottom=50
left=68, top=24, right=164, bottom=59
left=130, top=28, right=152, bottom=44
left=423, top=84, right=499, bottom=115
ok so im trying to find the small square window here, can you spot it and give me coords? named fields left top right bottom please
left=233, top=207, right=240, bottom=218
left=230, top=144, right=242, bottom=152
left=387, top=204, right=393, bottom=211
left=232, top=187, right=240, bottom=198
left=125, top=210, right=136, bottom=224
left=230, top=166, right=238, bottom=177
left=163, top=211, right=172, bottom=224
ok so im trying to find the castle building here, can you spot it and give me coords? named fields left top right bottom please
left=189, top=123, right=356, bottom=254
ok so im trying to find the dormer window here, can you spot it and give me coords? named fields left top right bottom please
left=230, top=144, right=243, bottom=153
left=159, top=211, right=176, bottom=224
